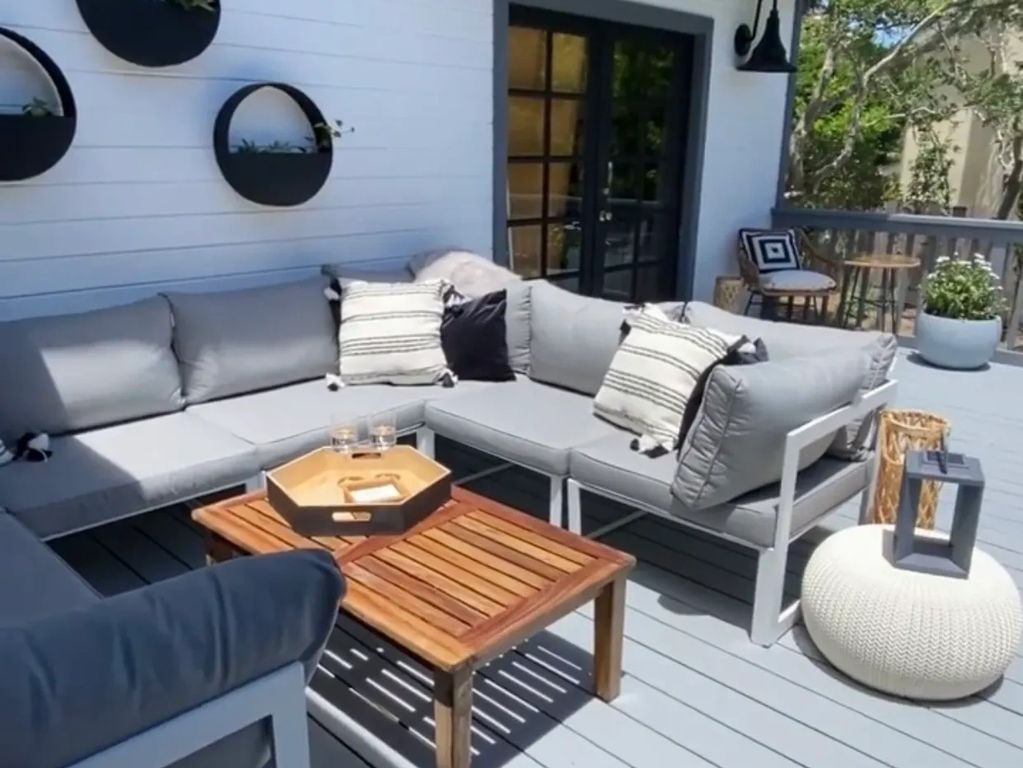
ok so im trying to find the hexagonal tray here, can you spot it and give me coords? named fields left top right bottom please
left=266, top=446, right=452, bottom=535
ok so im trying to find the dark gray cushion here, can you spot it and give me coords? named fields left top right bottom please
left=424, top=377, right=618, bottom=475
left=0, top=514, right=98, bottom=627
left=0, top=297, right=184, bottom=441
left=528, top=282, right=625, bottom=396
left=570, top=434, right=868, bottom=548
left=683, top=301, right=897, bottom=458
left=672, top=349, right=868, bottom=510
left=321, top=263, right=414, bottom=287
left=0, top=413, right=260, bottom=539
left=166, top=279, right=338, bottom=404
left=0, top=550, right=344, bottom=768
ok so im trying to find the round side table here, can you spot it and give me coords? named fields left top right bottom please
left=801, top=525, right=1022, bottom=700
left=837, top=254, right=921, bottom=332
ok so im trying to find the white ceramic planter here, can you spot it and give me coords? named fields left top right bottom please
left=916, top=311, right=1002, bottom=370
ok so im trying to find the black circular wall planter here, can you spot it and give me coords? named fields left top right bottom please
left=0, top=28, right=77, bottom=181
left=214, top=83, right=333, bottom=207
left=76, top=0, right=221, bottom=68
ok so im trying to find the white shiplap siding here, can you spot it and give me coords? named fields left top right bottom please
left=0, top=0, right=493, bottom=318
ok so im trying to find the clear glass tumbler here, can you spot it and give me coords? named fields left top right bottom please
left=368, top=411, right=397, bottom=451
left=329, top=416, right=359, bottom=454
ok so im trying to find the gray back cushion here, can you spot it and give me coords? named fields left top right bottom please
left=528, top=282, right=626, bottom=396
left=321, top=263, right=413, bottom=287
left=505, top=281, right=532, bottom=374
left=166, top=278, right=338, bottom=404
left=0, top=298, right=184, bottom=440
left=684, top=301, right=897, bottom=459
left=672, top=348, right=869, bottom=510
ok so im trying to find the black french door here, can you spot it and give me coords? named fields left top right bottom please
left=505, top=6, right=693, bottom=302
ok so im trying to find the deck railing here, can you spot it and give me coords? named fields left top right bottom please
left=772, top=207, right=1023, bottom=351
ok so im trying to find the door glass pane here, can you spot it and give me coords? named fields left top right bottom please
left=608, top=161, right=638, bottom=202
left=549, top=273, right=581, bottom=293
left=637, top=214, right=668, bottom=262
left=508, top=96, right=545, bottom=156
left=507, top=224, right=543, bottom=278
left=550, top=98, right=585, bottom=156
left=603, top=213, right=635, bottom=267
left=642, top=162, right=664, bottom=203
left=635, top=264, right=663, bottom=301
left=507, top=163, right=544, bottom=220
left=611, top=101, right=640, bottom=156
left=548, top=221, right=582, bottom=273
left=641, top=103, right=667, bottom=157
left=547, top=161, right=583, bottom=218
left=602, top=269, right=633, bottom=301
left=509, top=27, right=547, bottom=90
left=552, top=33, right=587, bottom=93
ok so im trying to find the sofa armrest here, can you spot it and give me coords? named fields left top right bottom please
left=0, top=549, right=344, bottom=768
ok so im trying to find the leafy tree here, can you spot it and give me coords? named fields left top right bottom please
left=788, top=0, right=1023, bottom=216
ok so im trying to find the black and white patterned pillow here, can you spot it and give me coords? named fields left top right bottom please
left=593, top=306, right=738, bottom=453
left=338, top=280, right=455, bottom=386
left=740, top=229, right=801, bottom=273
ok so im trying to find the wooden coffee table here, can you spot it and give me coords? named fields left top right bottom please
left=193, top=486, right=635, bottom=768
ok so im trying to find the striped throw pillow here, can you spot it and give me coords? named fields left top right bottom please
left=338, top=280, right=455, bottom=386
left=594, top=305, right=735, bottom=452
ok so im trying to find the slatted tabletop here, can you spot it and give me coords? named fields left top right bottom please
left=193, top=486, right=635, bottom=673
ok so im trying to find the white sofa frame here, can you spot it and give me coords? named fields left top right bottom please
left=567, top=379, right=898, bottom=646
left=68, top=662, right=311, bottom=768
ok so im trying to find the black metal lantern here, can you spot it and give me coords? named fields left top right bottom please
left=735, top=0, right=798, bottom=73
left=893, top=450, right=984, bottom=578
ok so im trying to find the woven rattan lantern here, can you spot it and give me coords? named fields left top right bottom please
left=893, top=450, right=984, bottom=579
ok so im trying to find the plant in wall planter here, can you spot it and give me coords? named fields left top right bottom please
left=215, top=83, right=351, bottom=207
left=0, top=28, right=77, bottom=182
left=916, top=255, right=1007, bottom=370
left=75, top=0, right=221, bottom=68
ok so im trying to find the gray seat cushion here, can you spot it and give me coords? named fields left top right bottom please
left=683, top=301, right=897, bottom=459
left=188, top=378, right=496, bottom=469
left=0, top=514, right=98, bottom=627
left=528, top=281, right=626, bottom=396
left=0, top=297, right=183, bottom=441
left=424, top=378, right=619, bottom=476
left=0, top=550, right=344, bottom=768
left=570, top=435, right=870, bottom=548
left=165, top=278, right=338, bottom=404
left=0, top=413, right=260, bottom=539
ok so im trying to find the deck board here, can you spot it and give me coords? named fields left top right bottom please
left=47, top=350, right=1023, bottom=768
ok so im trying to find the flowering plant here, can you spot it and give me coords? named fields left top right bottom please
left=923, top=255, right=1007, bottom=321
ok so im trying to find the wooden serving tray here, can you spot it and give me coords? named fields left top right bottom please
left=266, top=446, right=452, bottom=535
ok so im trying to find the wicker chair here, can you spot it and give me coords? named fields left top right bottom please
left=738, top=229, right=842, bottom=322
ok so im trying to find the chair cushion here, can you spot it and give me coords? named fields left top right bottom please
left=409, top=249, right=522, bottom=298
left=0, top=297, right=183, bottom=441
left=683, top=302, right=898, bottom=459
left=189, top=379, right=442, bottom=469
left=0, top=514, right=98, bottom=627
left=0, top=413, right=260, bottom=539
left=740, top=229, right=801, bottom=273
left=760, top=270, right=836, bottom=292
left=672, top=348, right=868, bottom=510
left=165, top=278, right=338, bottom=405
left=594, top=306, right=736, bottom=452
left=424, top=378, right=619, bottom=476
left=338, top=280, right=453, bottom=386
left=442, top=291, right=515, bottom=382
left=505, top=281, right=532, bottom=374
left=569, top=435, right=869, bottom=548
left=528, top=281, right=626, bottom=396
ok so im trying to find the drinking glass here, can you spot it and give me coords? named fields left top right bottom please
left=329, top=416, right=359, bottom=454
left=368, top=411, right=397, bottom=451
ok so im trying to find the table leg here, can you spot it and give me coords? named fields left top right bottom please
left=593, top=576, right=627, bottom=702
left=893, top=267, right=909, bottom=336
left=836, top=265, right=853, bottom=327
left=206, top=532, right=237, bottom=566
left=855, top=267, right=870, bottom=329
left=434, top=666, right=473, bottom=768
left=878, top=268, right=889, bottom=332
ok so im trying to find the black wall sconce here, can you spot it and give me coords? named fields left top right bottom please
left=735, top=0, right=797, bottom=73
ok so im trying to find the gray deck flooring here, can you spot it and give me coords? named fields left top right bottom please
left=49, top=350, right=1023, bottom=768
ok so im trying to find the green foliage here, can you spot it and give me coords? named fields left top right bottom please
left=923, top=256, right=1007, bottom=320
left=905, top=133, right=954, bottom=212
left=308, top=119, right=354, bottom=152
left=21, top=98, right=54, bottom=118
left=234, top=118, right=354, bottom=155
left=168, top=0, right=216, bottom=12
left=234, top=139, right=306, bottom=154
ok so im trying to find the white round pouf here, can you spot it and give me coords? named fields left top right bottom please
left=802, top=525, right=1023, bottom=700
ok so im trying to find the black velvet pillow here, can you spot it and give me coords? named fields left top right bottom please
left=441, top=290, right=515, bottom=381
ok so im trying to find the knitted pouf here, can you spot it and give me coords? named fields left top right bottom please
left=802, top=525, right=1022, bottom=700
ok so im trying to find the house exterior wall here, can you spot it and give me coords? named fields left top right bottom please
left=0, top=0, right=793, bottom=318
